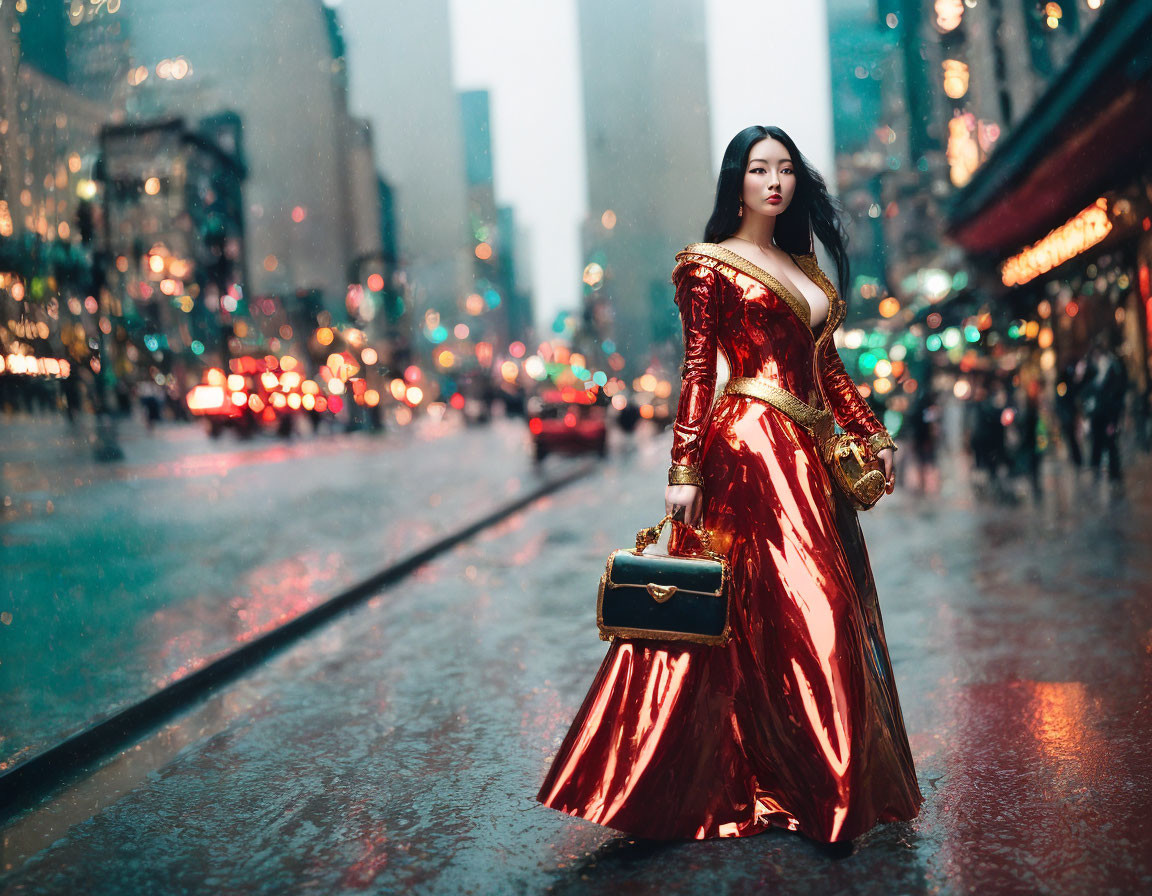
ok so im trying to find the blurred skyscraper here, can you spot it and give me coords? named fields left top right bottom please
left=60, top=0, right=133, bottom=107
left=497, top=204, right=534, bottom=347
left=827, top=0, right=900, bottom=317
left=99, top=116, right=247, bottom=373
left=118, top=0, right=373, bottom=325
left=338, top=0, right=473, bottom=365
left=345, top=116, right=386, bottom=279
left=577, top=0, right=714, bottom=375
left=0, top=1, right=111, bottom=250
left=459, top=89, right=533, bottom=350
left=0, top=2, right=123, bottom=403
left=0, top=3, right=17, bottom=240
left=826, top=0, right=967, bottom=321
left=10, top=0, right=68, bottom=83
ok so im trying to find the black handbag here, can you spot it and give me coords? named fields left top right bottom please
left=596, top=514, right=731, bottom=646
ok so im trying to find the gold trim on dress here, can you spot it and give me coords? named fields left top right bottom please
left=790, top=252, right=846, bottom=414
left=867, top=431, right=897, bottom=454
left=790, top=252, right=840, bottom=305
left=723, top=377, right=836, bottom=447
left=676, top=243, right=814, bottom=334
left=673, top=241, right=848, bottom=424
left=675, top=243, right=847, bottom=338
left=724, top=376, right=889, bottom=511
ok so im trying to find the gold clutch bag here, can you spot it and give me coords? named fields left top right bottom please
left=825, top=434, right=887, bottom=510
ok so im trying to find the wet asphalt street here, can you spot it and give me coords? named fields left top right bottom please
left=1, top=414, right=585, bottom=772
left=2, top=433, right=1151, bottom=895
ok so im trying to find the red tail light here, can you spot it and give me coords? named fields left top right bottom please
left=186, top=385, right=225, bottom=412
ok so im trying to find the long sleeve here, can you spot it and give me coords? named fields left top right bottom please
left=670, top=263, right=719, bottom=472
left=818, top=337, right=896, bottom=452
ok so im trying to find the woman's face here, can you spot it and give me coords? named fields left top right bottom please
left=741, top=137, right=796, bottom=219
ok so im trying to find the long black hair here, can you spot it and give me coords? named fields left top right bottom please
left=704, top=125, right=850, bottom=299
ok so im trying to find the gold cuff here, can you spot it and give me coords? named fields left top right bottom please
left=868, top=431, right=897, bottom=454
left=668, top=463, right=704, bottom=487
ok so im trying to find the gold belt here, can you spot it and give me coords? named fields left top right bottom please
left=723, top=377, right=835, bottom=446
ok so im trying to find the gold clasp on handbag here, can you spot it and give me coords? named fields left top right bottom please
left=646, top=583, right=678, bottom=602
left=634, top=513, right=724, bottom=561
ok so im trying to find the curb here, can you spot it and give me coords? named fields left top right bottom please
left=0, top=460, right=597, bottom=822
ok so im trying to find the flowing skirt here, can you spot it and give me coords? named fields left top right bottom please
left=536, top=395, right=923, bottom=842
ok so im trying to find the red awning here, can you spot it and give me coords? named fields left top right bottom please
left=950, top=75, right=1152, bottom=255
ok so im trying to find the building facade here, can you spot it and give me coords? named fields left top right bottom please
left=99, top=117, right=247, bottom=379
left=0, top=1, right=114, bottom=403
left=120, top=0, right=372, bottom=323
left=458, top=89, right=532, bottom=352
left=576, top=0, right=714, bottom=376
left=338, top=0, right=473, bottom=372
left=943, top=0, right=1151, bottom=425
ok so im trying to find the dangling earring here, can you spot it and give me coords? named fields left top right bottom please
left=737, top=200, right=743, bottom=218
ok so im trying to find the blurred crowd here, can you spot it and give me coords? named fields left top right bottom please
left=0, top=365, right=192, bottom=428
left=901, top=338, right=1146, bottom=501
left=5, top=337, right=1147, bottom=501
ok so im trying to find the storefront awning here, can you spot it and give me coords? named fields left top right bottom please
left=946, top=0, right=1152, bottom=255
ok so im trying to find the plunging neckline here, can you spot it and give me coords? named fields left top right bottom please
left=724, top=242, right=833, bottom=330
left=678, top=243, right=831, bottom=332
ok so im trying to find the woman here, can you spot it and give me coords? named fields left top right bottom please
left=537, top=126, right=922, bottom=844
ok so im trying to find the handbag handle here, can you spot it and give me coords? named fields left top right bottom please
left=634, top=513, right=723, bottom=561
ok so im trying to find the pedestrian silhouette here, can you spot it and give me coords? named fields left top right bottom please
left=1082, top=339, right=1127, bottom=482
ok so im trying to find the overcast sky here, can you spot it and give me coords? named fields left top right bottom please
left=450, top=0, right=834, bottom=326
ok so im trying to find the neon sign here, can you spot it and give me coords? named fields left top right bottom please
left=1000, top=198, right=1112, bottom=287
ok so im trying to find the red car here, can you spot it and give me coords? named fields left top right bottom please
left=186, top=356, right=317, bottom=438
left=528, top=390, right=608, bottom=462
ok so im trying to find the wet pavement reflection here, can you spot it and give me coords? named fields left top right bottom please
left=1, top=435, right=1150, bottom=894
left=0, top=415, right=582, bottom=772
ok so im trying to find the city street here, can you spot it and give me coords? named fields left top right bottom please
left=1, top=413, right=589, bottom=773
left=3, top=0, right=1151, bottom=893
left=2, top=436, right=1149, bottom=894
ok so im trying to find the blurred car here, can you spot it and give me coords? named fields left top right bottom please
left=615, top=399, right=643, bottom=434
left=462, top=394, right=492, bottom=425
left=528, top=390, right=608, bottom=462
left=186, top=356, right=317, bottom=438
left=455, top=371, right=496, bottom=425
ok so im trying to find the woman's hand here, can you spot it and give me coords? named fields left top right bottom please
left=877, top=447, right=896, bottom=494
left=665, top=484, right=703, bottom=527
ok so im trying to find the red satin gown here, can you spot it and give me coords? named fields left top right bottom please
left=537, top=243, right=922, bottom=842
